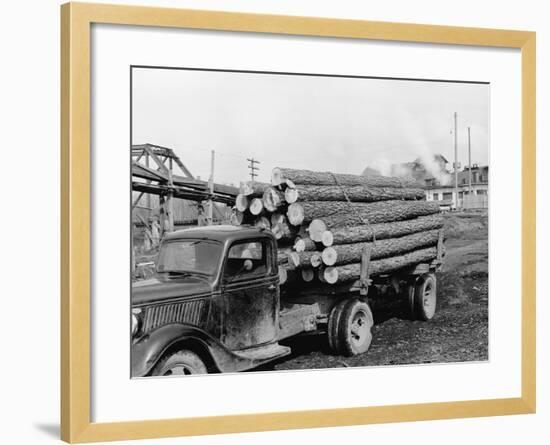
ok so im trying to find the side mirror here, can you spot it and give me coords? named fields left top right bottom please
left=243, top=259, right=253, bottom=271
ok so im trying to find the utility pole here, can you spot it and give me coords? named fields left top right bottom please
left=467, top=127, right=472, bottom=205
left=207, top=149, right=215, bottom=225
left=453, top=112, right=459, bottom=209
left=247, top=157, right=260, bottom=181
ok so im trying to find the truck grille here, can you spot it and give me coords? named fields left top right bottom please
left=143, top=299, right=208, bottom=333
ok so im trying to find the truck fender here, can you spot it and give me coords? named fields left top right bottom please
left=131, top=323, right=252, bottom=377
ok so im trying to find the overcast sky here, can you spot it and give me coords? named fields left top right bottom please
left=132, top=67, right=489, bottom=186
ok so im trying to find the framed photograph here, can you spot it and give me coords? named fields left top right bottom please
left=61, top=2, right=536, bottom=443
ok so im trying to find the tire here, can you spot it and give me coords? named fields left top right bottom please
left=413, top=273, right=437, bottom=321
left=151, top=349, right=208, bottom=376
left=328, top=299, right=374, bottom=356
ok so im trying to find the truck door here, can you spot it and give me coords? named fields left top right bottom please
left=221, top=238, right=279, bottom=350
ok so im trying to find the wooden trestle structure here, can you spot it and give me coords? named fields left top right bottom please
left=132, top=143, right=239, bottom=233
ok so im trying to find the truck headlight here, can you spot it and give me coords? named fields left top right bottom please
left=131, top=310, right=142, bottom=336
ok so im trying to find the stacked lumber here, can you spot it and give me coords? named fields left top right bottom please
left=232, top=167, right=443, bottom=286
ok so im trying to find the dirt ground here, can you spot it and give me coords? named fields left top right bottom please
left=266, top=210, right=489, bottom=371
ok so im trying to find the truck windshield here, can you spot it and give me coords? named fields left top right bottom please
left=156, top=240, right=222, bottom=276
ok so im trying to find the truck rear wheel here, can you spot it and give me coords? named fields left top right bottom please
left=408, top=273, right=437, bottom=321
left=152, top=350, right=208, bottom=376
left=328, top=299, right=373, bottom=356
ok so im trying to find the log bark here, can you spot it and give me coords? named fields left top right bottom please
left=330, top=229, right=440, bottom=266
left=295, top=200, right=440, bottom=226
left=272, top=167, right=417, bottom=188
left=296, top=185, right=424, bottom=202
left=321, top=247, right=438, bottom=284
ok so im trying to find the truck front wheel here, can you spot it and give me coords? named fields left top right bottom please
left=328, top=299, right=374, bottom=356
left=151, top=350, right=208, bottom=376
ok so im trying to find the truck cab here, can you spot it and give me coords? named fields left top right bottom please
left=131, top=225, right=290, bottom=376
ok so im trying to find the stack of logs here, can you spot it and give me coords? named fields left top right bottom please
left=232, top=167, right=444, bottom=288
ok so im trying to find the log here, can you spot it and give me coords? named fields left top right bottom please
left=301, top=268, right=315, bottom=282
left=331, top=214, right=444, bottom=244
left=249, top=198, right=264, bottom=215
left=288, top=252, right=301, bottom=268
left=263, top=187, right=286, bottom=212
left=321, top=247, right=338, bottom=266
left=287, top=202, right=305, bottom=226
left=284, top=187, right=299, bottom=204
left=294, top=237, right=317, bottom=253
left=318, top=266, right=338, bottom=284
left=330, top=229, right=440, bottom=266
left=272, top=221, right=294, bottom=241
left=230, top=208, right=244, bottom=225
left=294, top=200, right=440, bottom=226
left=272, top=167, right=417, bottom=188
left=235, top=194, right=249, bottom=212
left=307, top=219, right=327, bottom=242
left=278, top=267, right=288, bottom=284
left=294, top=215, right=443, bottom=249
left=292, top=251, right=324, bottom=268
left=254, top=216, right=271, bottom=230
left=242, top=181, right=270, bottom=197
left=320, top=247, right=438, bottom=284
left=295, top=184, right=425, bottom=202
left=271, top=212, right=285, bottom=227
left=321, top=230, right=334, bottom=247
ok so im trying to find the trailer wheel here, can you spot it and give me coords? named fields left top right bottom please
left=328, top=299, right=373, bottom=356
left=151, top=350, right=208, bottom=376
left=410, top=273, right=437, bottom=321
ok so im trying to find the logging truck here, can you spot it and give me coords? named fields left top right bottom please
left=131, top=224, right=444, bottom=377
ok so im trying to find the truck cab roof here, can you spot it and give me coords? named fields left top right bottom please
left=162, top=225, right=275, bottom=244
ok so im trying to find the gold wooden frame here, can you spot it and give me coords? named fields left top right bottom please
left=61, top=2, right=536, bottom=442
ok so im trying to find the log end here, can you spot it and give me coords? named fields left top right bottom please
left=254, top=216, right=271, bottom=230
left=308, top=219, right=327, bottom=242
left=294, top=238, right=306, bottom=253
left=284, top=187, right=299, bottom=204
left=288, top=251, right=301, bottom=268
left=322, top=267, right=339, bottom=284
left=278, top=267, right=288, bottom=285
left=301, top=268, right=315, bottom=283
left=250, top=198, right=264, bottom=215
left=321, top=247, right=338, bottom=266
left=321, top=230, right=334, bottom=247
left=287, top=203, right=305, bottom=226
left=235, top=194, right=249, bottom=212
left=271, top=167, right=283, bottom=186
left=310, top=253, right=322, bottom=268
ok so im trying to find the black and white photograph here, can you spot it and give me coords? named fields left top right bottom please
left=130, top=67, right=489, bottom=378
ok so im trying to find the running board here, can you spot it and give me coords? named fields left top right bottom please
left=233, top=342, right=291, bottom=363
